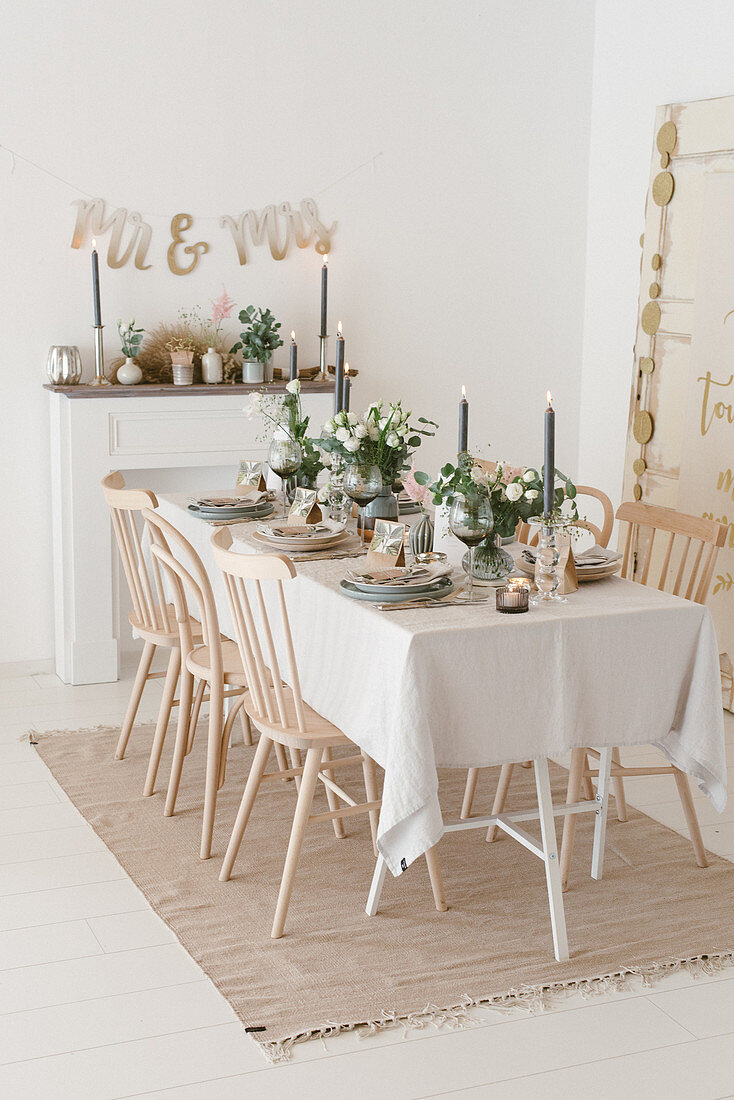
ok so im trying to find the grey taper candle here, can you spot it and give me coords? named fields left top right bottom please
left=320, top=256, right=328, bottom=338
left=458, top=385, right=468, bottom=454
left=342, top=364, right=351, bottom=412
left=289, top=331, right=298, bottom=381
left=91, top=240, right=102, bottom=327
left=334, top=321, right=345, bottom=414
left=544, top=391, right=555, bottom=516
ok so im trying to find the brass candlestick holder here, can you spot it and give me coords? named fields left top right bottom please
left=91, top=325, right=112, bottom=387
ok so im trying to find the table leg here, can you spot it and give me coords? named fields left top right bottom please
left=591, top=746, right=613, bottom=880
left=365, top=854, right=388, bottom=917
left=534, top=757, right=569, bottom=962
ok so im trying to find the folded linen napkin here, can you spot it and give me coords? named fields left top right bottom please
left=344, top=563, right=451, bottom=586
left=188, top=490, right=268, bottom=508
left=521, top=543, right=622, bottom=568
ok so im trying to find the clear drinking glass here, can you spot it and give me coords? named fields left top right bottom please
left=450, top=492, right=493, bottom=602
left=268, top=437, right=302, bottom=516
left=344, top=463, right=382, bottom=546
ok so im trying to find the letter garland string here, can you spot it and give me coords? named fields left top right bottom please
left=633, top=120, right=678, bottom=500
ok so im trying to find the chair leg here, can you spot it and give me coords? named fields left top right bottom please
left=200, top=678, right=225, bottom=860
left=186, top=678, right=205, bottom=755
left=534, top=757, right=569, bottom=962
left=672, top=767, right=709, bottom=868
left=116, top=641, right=156, bottom=760
left=461, top=768, right=479, bottom=819
left=591, top=746, right=613, bottom=880
left=219, top=734, right=273, bottom=881
left=559, top=748, right=585, bottom=891
left=219, top=693, right=245, bottom=790
left=143, top=647, right=180, bottom=797
left=239, top=705, right=253, bottom=747
left=164, top=667, right=194, bottom=817
left=322, top=746, right=346, bottom=839
left=361, top=753, right=380, bottom=856
left=612, top=747, right=628, bottom=822
left=582, top=752, right=595, bottom=801
left=486, top=763, right=515, bottom=842
left=271, top=746, right=324, bottom=939
left=424, top=843, right=447, bottom=912
left=365, top=854, right=388, bottom=916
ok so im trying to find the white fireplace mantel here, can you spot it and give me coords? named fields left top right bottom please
left=47, top=382, right=335, bottom=684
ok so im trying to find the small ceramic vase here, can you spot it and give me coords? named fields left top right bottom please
left=243, top=359, right=265, bottom=383
left=409, top=511, right=434, bottom=556
left=202, top=347, right=223, bottom=384
left=116, top=357, right=143, bottom=385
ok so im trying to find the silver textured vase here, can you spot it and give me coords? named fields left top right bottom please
left=46, top=345, right=82, bottom=385
left=462, top=530, right=514, bottom=582
left=409, top=512, right=434, bottom=556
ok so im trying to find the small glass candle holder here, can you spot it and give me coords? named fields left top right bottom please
left=496, top=577, right=530, bottom=614
left=527, top=516, right=569, bottom=605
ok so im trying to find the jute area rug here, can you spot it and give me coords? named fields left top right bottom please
left=34, top=723, right=734, bottom=1062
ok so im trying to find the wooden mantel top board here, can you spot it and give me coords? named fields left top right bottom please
left=44, top=380, right=335, bottom=399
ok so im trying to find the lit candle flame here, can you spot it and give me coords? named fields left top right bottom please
left=291, top=330, right=296, bottom=342
left=345, top=362, right=350, bottom=375
left=461, top=384, right=466, bottom=399
left=547, top=390, right=553, bottom=406
left=323, top=253, right=329, bottom=266
left=337, top=321, right=343, bottom=337
left=92, top=237, right=97, bottom=249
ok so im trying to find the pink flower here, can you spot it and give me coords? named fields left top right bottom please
left=500, top=464, right=523, bottom=485
left=211, top=287, right=235, bottom=324
left=402, top=464, right=429, bottom=505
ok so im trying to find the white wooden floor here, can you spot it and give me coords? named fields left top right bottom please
left=1, top=662, right=734, bottom=1099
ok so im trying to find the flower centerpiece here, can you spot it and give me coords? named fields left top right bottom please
left=415, top=454, right=577, bottom=581
left=230, top=305, right=283, bottom=383
left=244, top=379, right=324, bottom=490
left=319, top=401, right=437, bottom=527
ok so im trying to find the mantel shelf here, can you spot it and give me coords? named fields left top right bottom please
left=44, top=380, right=335, bottom=399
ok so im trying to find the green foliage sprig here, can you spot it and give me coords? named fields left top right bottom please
left=230, top=306, right=283, bottom=365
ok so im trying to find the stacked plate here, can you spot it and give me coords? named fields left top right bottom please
left=340, top=563, right=454, bottom=603
left=187, top=492, right=274, bottom=522
left=397, top=490, right=421, bottom=515
left=517, top=544, right=622, bottom=584
left=252, top=519, right=349, bottom=553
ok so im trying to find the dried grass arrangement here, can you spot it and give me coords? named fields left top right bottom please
left=136, top=323, right=209, bottom=384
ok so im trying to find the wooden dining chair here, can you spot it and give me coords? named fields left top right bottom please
left=461, top=484, right=615, bottom=823
left=210, top=526, right=446, bottom=938
left=142, top=509, right=287, bottom=860
left=556, top=501, right=728, bottom=889
left=102, top=472, right=199, bottom=794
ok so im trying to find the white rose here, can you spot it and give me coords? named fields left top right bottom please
left=525, top=488, right=539, bottom=500
left=471, top=467, right=488, bottom=487
left=386, top=432, right=400, bottom=448
left=285, top=379, right=300, bottom=395
left=367, top=423, right=380, bottom=440
left=378, top=417, right=388, bottom=430
left=347, top=411, right=358, bottom=425
left=523, top=469, right=536, bottom=483
left=354, top=423, right=368, bottom=439
left=317, top=485, right=330, bottom=503
left=505, top=482, right=523, bottom=502
left=344, top=437, right=361, bottom=453
left=323, top=418, right=336, bottom=434
left=336, top=410, right=348, bottom=426
left=335, top=427, right=350, bottom=442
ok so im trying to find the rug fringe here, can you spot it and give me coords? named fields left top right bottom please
left=258, top=950, right=734, bottom=1064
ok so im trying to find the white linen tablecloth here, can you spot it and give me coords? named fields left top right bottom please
left=156, top=493, right=727, bottom=877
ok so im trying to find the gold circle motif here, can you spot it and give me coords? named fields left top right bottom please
left=660, top=152, right=670, bottom=168
left=649, top=282, right=661, bottom=299
left=633, top=458, right=646, bottom=476
left=652, top=171, right=675, bottom=206
left=651, top=253, right=662, bottom=270
left=639, top=233, right=645, bottom=248
left=641, top=301, right=661, bottom=335
left=656, top=121, right=677, bottom=155
left=633, top=410, right=654, bottom=445
left=633, top=484, right=643, bottom=501
left=639, top=357, right=654, bottom=374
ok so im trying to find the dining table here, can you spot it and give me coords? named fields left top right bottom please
left=154, top=491, right=727, bottom=961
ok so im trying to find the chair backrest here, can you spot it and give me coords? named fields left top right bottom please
left=516, top=485, right=614, bottom=548
left=142, top=509, right=223, bottom=676
left=101, top=472, right=173, bottom=634
left=210, top=527, right=306, bottom=734
left=616, top=501, right=727, bottom=605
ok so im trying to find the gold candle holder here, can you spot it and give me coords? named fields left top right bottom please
left=90, top=325, right=112, bottom=387
left=318, top=333, right=329, bottom=380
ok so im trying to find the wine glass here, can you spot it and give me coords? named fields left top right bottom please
left=344, top=464, right=382, bottom=547
left=268, top=437, right=302, bottom=517
left=450, top=492, right=493, bottom=602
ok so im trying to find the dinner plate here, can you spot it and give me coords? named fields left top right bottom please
left=188, top=502, right=274, bottom=521
left=339, top=575, right=455, bottom=603
left=256, top=519, right=346, bottom=545
left=515, top=557, right=621, bottom=583
left=347, top=564, right=451, bottom=595
left=250, top=528, right=351, bottom=553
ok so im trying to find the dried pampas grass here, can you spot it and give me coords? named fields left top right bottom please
left=137, top=323, right=237, bottom=385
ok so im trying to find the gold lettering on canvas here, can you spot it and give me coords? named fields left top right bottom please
left=167, top=213, right=209, bottom=276
left=698, top=372, right=734, bottom=436
left=70, top=198, right=152, bottom=270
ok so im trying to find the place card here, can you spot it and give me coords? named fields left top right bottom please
left=365, top=519, right=406, bottom=569
left=288, top=487, right=322, bottom=525
left=236, top=459, right=267, bottom=493
left=558, top=546, right=579, bottom=594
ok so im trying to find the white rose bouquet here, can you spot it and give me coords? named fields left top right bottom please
left=415, top=454, right=577, bottom=538
left=243, top=378, right=324, bottom=486
left=320, top=400, right=437, bottom=485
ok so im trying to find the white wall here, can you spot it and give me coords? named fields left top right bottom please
left=0, top=0, right=594, bottom=665
left=579, top=0, right=734, bottom=504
